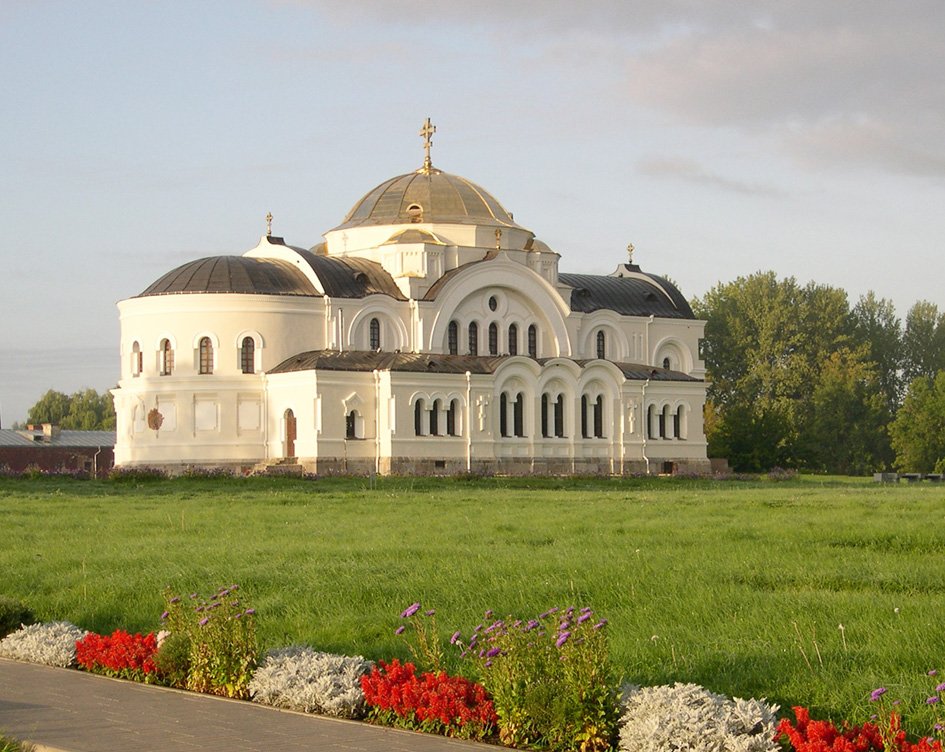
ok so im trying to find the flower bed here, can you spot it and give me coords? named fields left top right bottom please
left=4, top=590, right=945, bottom=752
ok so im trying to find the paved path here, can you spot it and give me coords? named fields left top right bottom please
left=0, top=658, right=494, bottom=751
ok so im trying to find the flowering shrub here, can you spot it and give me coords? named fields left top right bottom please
left=360, top=658, right=497, bottom=740
left=778, top=706, right=945, bottom=752
left=394, top=601, right=443, bottom=672
left=249, top=646, right=372, bottom=718
left=619, top=682, right=779, bottom=752
left=75, top=629, right=158, bottom=681
left=159, top=585, right=257, bottom=698
left=457, top=606, right=618, bottom=751
left=0, top=621, right=88, bottom=667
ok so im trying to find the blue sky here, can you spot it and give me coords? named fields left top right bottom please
left=1, top=1, right=943, bottom=424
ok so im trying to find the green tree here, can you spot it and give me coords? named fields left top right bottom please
left=801, top=348, right=891, bottom=474
left=849, top=292, right=903, bottom=412
left=692, top=272, right=855, bottom=471
left=902, top=301, right=945, bottom=384
left=26, top=389, right=72, bottom=426
left=889, top=372, right=945, bottom=473
left=26, top=388, right=115, bottom=431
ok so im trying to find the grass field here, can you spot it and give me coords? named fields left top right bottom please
left=2, top=474, right=944, bottom=733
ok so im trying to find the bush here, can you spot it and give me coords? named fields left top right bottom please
left=361, top=658, right=497, bottom=740
left=0, top=596, right=35, bottom=639
left=458, top=606, right=618, bottom=751
left=153, top=630, right=191, bottom=688
left=0, top=733, right=34, bottom=752
left=619, top=682, right=779, bottom=752
left=778, top=706, right=944, bottom=752
left=75, top=629, right=158, bottom=681
left=161, top=585, right=257, bottom=698
left=249, top=646, right=372, bottom=718
left=0, top=621, right=88, bottom=667
left=107, top=466, right=168, bottom=482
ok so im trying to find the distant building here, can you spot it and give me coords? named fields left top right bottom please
left=112, top=122, right=708, bottom=476
left=0, top=424, right=115, bottom=477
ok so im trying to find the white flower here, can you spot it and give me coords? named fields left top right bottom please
left=248, top=646, right=373, bottom=718
left=619, top=682, right=780, bottom=752
left=0, top=621, right=88, bottom=667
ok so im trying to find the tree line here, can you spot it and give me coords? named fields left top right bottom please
left=692, top=271, right=945, bottom=474
left=17, top=388, right=116, bottom=431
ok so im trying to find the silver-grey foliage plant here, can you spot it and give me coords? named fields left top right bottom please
left=248, top=646, right=373, bottom=718
left=619, top=682, right=780, bottom=752
left=0, top=621, right=88, bottom=667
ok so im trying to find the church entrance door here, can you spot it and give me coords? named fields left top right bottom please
left=284, top=409, right=296, bottom=458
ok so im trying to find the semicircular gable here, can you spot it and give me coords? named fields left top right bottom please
left=425, top=257, right=572, bottom=356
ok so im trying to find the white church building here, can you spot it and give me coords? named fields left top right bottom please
left=112, top=121, right=709, bottom=476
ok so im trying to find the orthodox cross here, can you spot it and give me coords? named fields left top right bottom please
left=419, top=117, right=436, bottom=172
left=495, top=228, right=502, bottom=251
left=626, top=242, right=634, bottom=264
left=266, top=212, right=273, bottom=237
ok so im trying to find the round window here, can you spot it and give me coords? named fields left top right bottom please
left=488, top=295, right=498, bottom=311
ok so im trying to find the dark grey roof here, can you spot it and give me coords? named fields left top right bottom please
left=269, top=350, right=701, bottom=382
left=330, top=168, right=528, bottom=232
left=293, top=250, right=407, bottom=300
left=559, top=273, right=695, bottom=319
left=0, top=429, right=116, bottom=448
left=138, top=255, right=319, bottom=297
left=422, top=251, right=499, bottom=301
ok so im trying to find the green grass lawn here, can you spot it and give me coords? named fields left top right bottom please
left=2, top=474, right=944, bottom=732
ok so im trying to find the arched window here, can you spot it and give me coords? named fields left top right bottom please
left=369, top=318, right=381, bottom=350
left=468, top=322, right=479, bottom=356
left=488, top=322, right=498, bottom=356
left=554, top=394, right=565, bottom=438
left=430, top=399, right=440, bottom=436
left=131, top=341, right=142, bottom=377
left=581, top=395, right=589, bottom=438
left=414, top=400, right=425, bottom=436
left=662, top=357, right=671, bottom=370
left=448, top=321, right=458, bottom=355
left=647, top=404, right=656, bottom=439
left=508, top=324, right=518, bottom=356
left=346, top=410, right=360, bottom=439
left=659, top=405, right=669, bottom=439
left=241, top=336, right=255, bottom=374
left=541, top=393, right=549, bottom=438
left=527, top=324, right=537, bottom=358
left=594, top=395, right=604, bottom=438
left=596, top=330, right=606, bottom=359
left=199, top=337, right=213, bottom=375
left=447, top=399, right=459, bottom=436
left=160, top=339, right=174, bottom=376
left=514, top=393, right=525, bottom=437
left=672, top=405, right=681, bottom=439
left=499, top=393, right=509, bottom=437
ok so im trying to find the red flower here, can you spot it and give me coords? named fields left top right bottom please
left=75, top=630, right=157, bottom=679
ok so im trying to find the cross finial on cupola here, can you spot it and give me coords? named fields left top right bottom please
left=266, top=212, right=273, bottom=237
left=419, top=117, right=436, bottom=173
left=626, top=242, right=634, bottom=264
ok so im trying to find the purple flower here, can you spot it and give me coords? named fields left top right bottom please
left=169, top=596, right=181, bottom=604
left=425, top=609, right=435, bottom=617
left=199, top=617, right=209, bottom=626
left=928, top=697, right=940, bottom=705
left=937, top=683, right=945, bottom=692
left=394, top=626, right=406, bottom=635
left=893, top=700, right=902, bottom=706
left=581, top=606, right=592, bottom=613
left=450, top=631, right=462, bottom=645
left=231, top=584, right=239, bottom=590
left=234, top=612, right=242, bottom=619
left=400, top=602, right=421, bottom=619
left=160, top=610, right=169, bottom=620
left=189, top=593, right=198, bottom=599
left=578, top=612, right=592, bottom=624
left=929, top=669, right=939, bottom=677
left=525, top=619, right=539, bottom=631
left=486, top=647, right=501, bottom=658
left=485, top=660, right=492, bottom=668
left=244, top=608, right=255, bottom=616
left=592, top=619, right=607, bottom=630
left=484, top=609, right=493, bottom=618
left=478, top=648, right=486, bottom=658
left=559, top=621, right=571, bottom=631
left=936, top=724, right=944, bottom=732
left=231, top=601, right=239, bottom=607
left=556, top=631, right=570, bottom=647
left=195, top=606, right=204, bottom=612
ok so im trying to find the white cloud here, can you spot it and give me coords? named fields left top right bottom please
left=637, top=157, right=784, bottom=196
